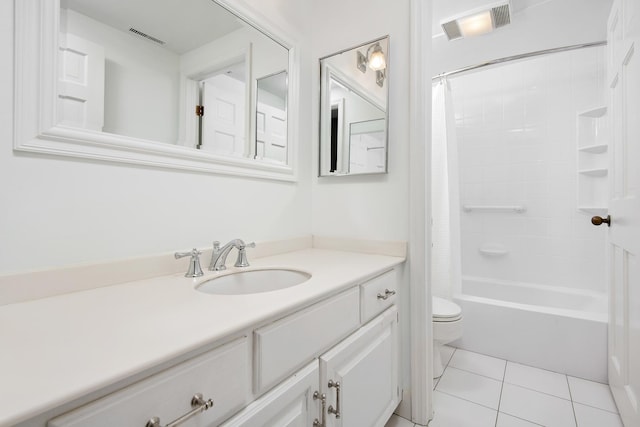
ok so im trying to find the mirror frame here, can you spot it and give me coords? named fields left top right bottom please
left=318, top=36, right=390, bottom=177
left=14, top=0, right=300, bottom=181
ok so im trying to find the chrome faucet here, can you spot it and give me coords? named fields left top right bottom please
left=209, top=239, right=256, bottom=271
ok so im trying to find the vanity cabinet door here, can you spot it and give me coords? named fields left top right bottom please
left=319, top=306, right=399, bottom=427
left=220, top=361, right=319, bottom=427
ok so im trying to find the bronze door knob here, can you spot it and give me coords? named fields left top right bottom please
left=591, top=215, right=611, bottom=227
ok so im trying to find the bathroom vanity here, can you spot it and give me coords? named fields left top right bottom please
left=0, top=243, right=405, bottom=427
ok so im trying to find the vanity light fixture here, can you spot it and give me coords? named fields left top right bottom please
left=357, top=42, right=387, bottom=73
left=441, top=1, right=511, bottom=41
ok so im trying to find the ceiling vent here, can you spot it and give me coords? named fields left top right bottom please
left=441, top=1, right=511, bottom=41
left=128, top=28, right=166, bottom=46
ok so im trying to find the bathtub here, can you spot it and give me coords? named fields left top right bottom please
left=453, top=276, right=608, bottom=382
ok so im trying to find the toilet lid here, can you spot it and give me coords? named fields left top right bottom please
left=433, top=297, right=462, bottom=320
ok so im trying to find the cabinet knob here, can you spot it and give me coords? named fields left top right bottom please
left=591, top=215, right=611, bottom=227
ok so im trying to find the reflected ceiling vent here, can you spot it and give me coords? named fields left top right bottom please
left=128, top=28, right=166, bottom=46
left=441, top=1, right=511, bottom=41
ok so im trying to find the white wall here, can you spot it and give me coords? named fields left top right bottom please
left=0, top=0, right=313, bottom=275
left=180, top=25, right=288, bottom=81
left=311, top=0, right=410, bottom=242
left=63, top=8, right=181, bottom=144
left=452, top=47, right=607, bottom=292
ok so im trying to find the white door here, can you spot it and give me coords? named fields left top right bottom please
left=256, top=102, right=287, bottom=163
left=57, top=33, right=105, bottom=131
left=607, top=1, right=640, bottom=426
left=220, top=362, right=319, bottom=427
left=200, top=74, right=246, bottom=156
left=319, top=306, right=399, bottom=427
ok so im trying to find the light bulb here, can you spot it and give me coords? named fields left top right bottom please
left=458, top=11, right=494, bottom=38
left=368, top=45, right=386, bottom=71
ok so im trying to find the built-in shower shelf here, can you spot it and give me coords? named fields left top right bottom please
left=578, top=168, right=608, bottom=177
left=578, top=144, right=608, bottom=154
left=576, top=106, right=608, bottom=214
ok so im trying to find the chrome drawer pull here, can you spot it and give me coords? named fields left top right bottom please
left=328, top=380, right=341, bottom=419
left=313, top=391, right=326, bottom=427
left=377, top=289, right=396, bottom=300
left=145, top=393, right=214, bottom=427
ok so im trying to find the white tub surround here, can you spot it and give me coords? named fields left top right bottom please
left=452, top=46, right=607, bottom=295
left=454, top=277, right=607, bottom=382
left=0, top=244, right=405, bottom=427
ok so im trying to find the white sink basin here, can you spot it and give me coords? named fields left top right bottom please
left=196, top=269, right=311, bottom=295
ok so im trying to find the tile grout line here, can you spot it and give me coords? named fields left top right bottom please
left=566, top=376, right=621, bottom=414
left=445, top=347, right=457, bottom=368
left=571, top=401, right=620, bottom=415
left=565, top=375, right=578, bottom=427
left=434, top=347, right=457, bottom=390
left=447, top=365, right=506, bottom=383
left=494, top=359, right=508, bottom=427
left=500, top=411, right=547, bottom=427
left=435, top=389, right=500, bottom=412
left=500, top=377, right=574, bottom=402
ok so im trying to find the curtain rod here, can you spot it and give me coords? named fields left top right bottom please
left=432, top=40, right=607, bottom=81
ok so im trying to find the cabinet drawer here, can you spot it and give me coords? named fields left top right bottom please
left=360, top=269, right=397, bottom=323
left=254, top=287, right=359, bottom=395
left=48, top=337, right=250, bottom=427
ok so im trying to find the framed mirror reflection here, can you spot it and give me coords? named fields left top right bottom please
left=319, top=36, right=389, bottom=177
left=15, top=0, right=298, bottom=181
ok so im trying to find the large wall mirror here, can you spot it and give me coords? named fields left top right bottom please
left=319, top=36, right=389, bottom=177
left=14, top=0, right=298, bottom=181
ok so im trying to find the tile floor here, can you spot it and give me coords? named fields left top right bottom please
left=385, top=346, right=623, bottom=427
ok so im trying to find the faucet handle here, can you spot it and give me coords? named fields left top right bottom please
left=240, top=241, right=256, bottom=249
left=212, top=241, right=221, bottom=251
left=234, top=242, right=256, bottom=267
left=175, top=248, right=201, bottom=259
left=175, top=248, right=204, bottom=278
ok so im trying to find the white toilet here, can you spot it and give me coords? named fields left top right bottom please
left=432, top=296, right=463, bottom=378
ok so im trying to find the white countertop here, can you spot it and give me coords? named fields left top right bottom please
left=0, top=248, right=404, bottom=426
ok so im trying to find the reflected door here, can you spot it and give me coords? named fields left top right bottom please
left=57, top=33, right=105, bottom=131
left=200, top=74, right=246, bottom=156
left=256, top=102, right=287, bottom=163
left=607, top=0, right=640, bottom=425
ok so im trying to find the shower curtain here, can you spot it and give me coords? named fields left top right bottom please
left=431, top=78, right=462, bottom=299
